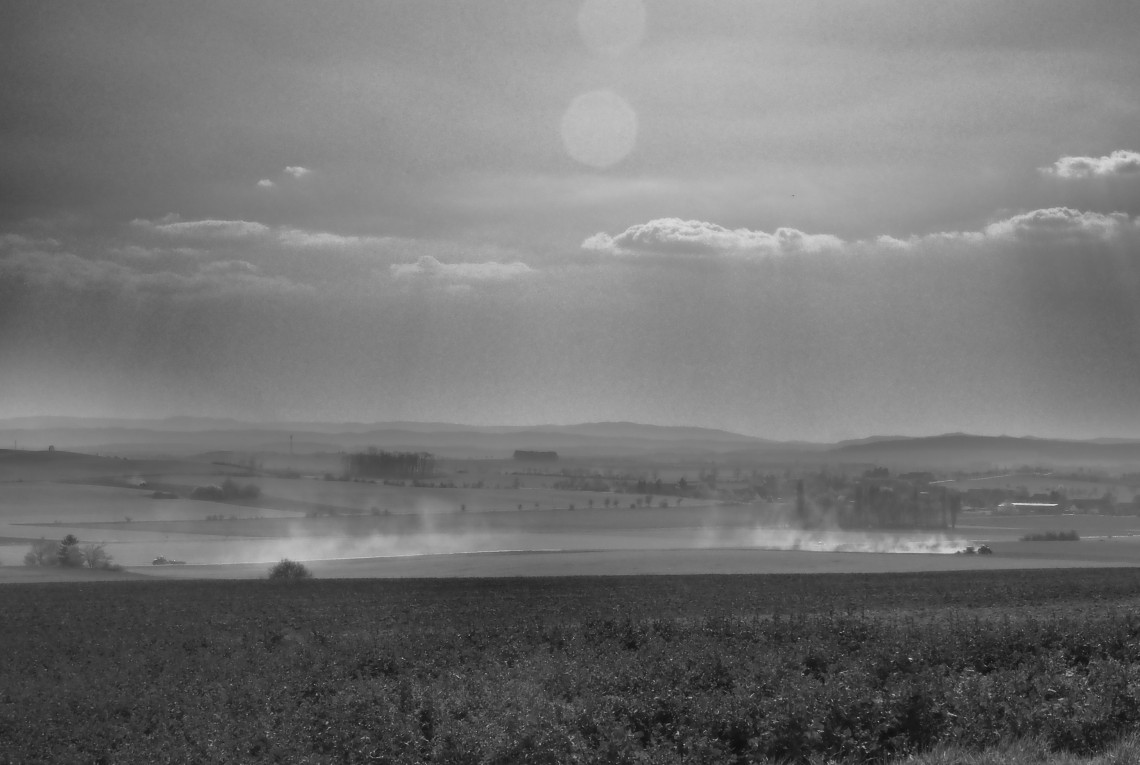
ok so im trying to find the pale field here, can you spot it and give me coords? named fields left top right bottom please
left=0, top=452, right=245, bottom=484
left=4, top=502, right=1140, bottom=582
left=5, top=541, right=1137, bottom=583
left=3, top=462, right=1140, bottom=583
left=246, top=475, right=690, bottom=515
left=956, top=511, right=1140, bottom=540
left=939, top=473, right=1138, bottom=502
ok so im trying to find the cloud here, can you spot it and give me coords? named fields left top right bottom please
left=982, top=207, right=1136, bottom=244
left=284, top=166, right=311, bottom=179
left=1041, top=150, right=1140, bottom=179
left=132, top=215, right=271, bottom=239
left=1, top=237, right=307, bottom=299
left=130, top=215, right=397, bottom=253
left=257, top=179, right=276, bottom=189
left=0, top=233, right=61, bottom=250
left=584, top=209, right=1140, bottom=262
left=275, top=228, right=392, bottom=249
left=583, top=218, right=845, bottom=257
left=390, top=255, right=534, bottom=282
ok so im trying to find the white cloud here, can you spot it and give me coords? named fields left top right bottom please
left=585, top=209, right=1139, bottom=262
left=982, top=207, right=1135, bottom=244
left=583, top=218, right=845, bottom=257
left=1041, top=150, right=1140, bottom=179
left=130, top=216, right=398, bottom=252
left=132, top=215, right=271, bottom=239
left=276, top=228, right=392, bottom=249
left=0, top=246, right=306, bottom=299
left=390, top=255, right=534, bottom=282
left=257, top=179, right=276, bottom=188
left=284, top=166, right=311, bottom=179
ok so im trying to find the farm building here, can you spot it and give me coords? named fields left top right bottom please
left=996, top=501, right=1065, bottom=514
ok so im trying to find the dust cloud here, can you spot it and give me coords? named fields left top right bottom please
left=697, top=526, right=968, bottom=555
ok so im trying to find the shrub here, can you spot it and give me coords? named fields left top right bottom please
left=24, top=535, right=91, bottom=567
left=80, top=543, right=115, bottom=569
left=221, top=477, right=261, bottom=501
left=23, top=538, right=57, bottom=566
left=1021, top=530, right=1080, bottom=542
left=189, top=484, right=225, bottom=501
left=57, top=534, right=83, bottom=567
left=268, top=558, right=312, bottom=581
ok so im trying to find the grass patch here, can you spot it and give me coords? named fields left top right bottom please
left=902, top=734, right=1140, bottom=764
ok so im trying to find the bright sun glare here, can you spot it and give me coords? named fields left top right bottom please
left=560, top=89, right=639, bottom=169
left=560, top=0, right=644, bottom=169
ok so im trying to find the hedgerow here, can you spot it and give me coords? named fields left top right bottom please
left=2, top=570, right=1140, bottom=763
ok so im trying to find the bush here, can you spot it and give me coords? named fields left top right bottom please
left=23, top=538, right=57, bottom=566
left=221, top=478, right=261, bottom=501
left=80, top=543, right=115, bottom=569
left=1021, top=530, right=1080, bottom=542
left=23, top=535, right=96, bottom=567
left=189, top=480, right=260, bottom=502
left=267, top=559, right=312, bottom=581
left=189, top=484, right=225, bottom=501
left=57, top=534, right=83, bottom=567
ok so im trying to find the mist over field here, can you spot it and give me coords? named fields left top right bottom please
left=2, top=418, right=1138, bottom=582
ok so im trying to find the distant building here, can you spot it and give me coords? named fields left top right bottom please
left=962, top=487, right=1016, bottom=510
left=997, top=501, right=1063, bottom=514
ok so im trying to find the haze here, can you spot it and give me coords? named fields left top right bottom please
left=2, top=1, right=1139, bottom=442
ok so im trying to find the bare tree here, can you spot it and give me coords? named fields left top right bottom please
left=80, top=543, right=113, bottom=569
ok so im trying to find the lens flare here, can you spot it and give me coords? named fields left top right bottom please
left=560, top=89, right=638, bottom=169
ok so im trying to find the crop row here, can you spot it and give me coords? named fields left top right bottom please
left=3, top=570, right=1140, bottom=763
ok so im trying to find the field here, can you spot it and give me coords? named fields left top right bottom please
left=6, top=570, right=1140, bottom=763
left=938, top=472, right=1138, bottom=504
left=5, top=470, right=1140, bottom=578
left=6, top=451, right=1140, bottom=762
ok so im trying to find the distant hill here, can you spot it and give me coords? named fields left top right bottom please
left=829, top=434, right=1140, bottom=470
left=3, top=418, right=1140, bottom=468
left=0, top=448, right=245, bottom=483
left=0, top=418, right=798, bottom=459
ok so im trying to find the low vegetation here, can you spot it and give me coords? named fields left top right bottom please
left=22, top=534, right=118, bottom=570
left=189, top=477, right=261, bottom=502
left=1022, top=530, right=1081, bottom=542
left=267, top=558, right=313, bottom=581
left=4, top=570, right=1140, bottom=762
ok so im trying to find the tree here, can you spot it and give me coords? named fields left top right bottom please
left=58, top=534, right=82, bottom=567
left=23, top=538, right=56, bottom=566
left=221, top=478, right=261, bottom=501
left=80, top=543, right=113, bottom=569
left=268, top=559, right=312, bottom=580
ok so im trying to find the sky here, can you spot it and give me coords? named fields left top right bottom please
left=2, top=0, right=1139, bottom=441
